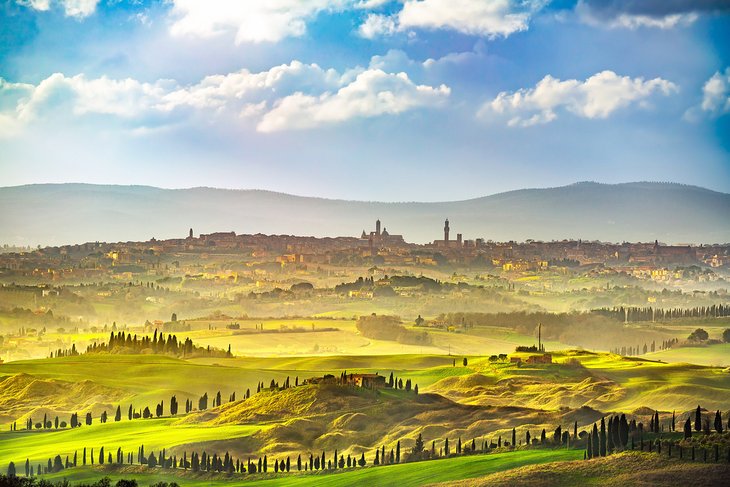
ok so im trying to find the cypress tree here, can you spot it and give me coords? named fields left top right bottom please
left=684, top=417, right=692, bottom=439
left=599, top=418, right=607, bottom=456
left=591, top=423, right=599, bottom=456
left=396, top=441, right=400, bottom=463
left=695, top=405, right=702, bottom=432
left=714, top=410, right=723, bottom=434
left=619, top=414, right=629, bottom=448
left=586, top=433, right=593, bottom=460
left=512, top=428, right=516, bottom=448
left=607, top=418, right=614, bottom=453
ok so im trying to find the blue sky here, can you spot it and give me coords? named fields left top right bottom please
left=0, top=0, right=729, bottom=201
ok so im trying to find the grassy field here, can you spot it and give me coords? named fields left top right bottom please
left=36, top=448, right=584, bottom=487
left=643, top=343, right=730, bottom=367
left=0, top=418, right=263, bottom=467
left=439, top=451, right=730, bottom=487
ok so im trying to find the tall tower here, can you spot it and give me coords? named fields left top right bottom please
left=376, top=219, right=381, bottom=236
left=444, top=219, right=450, bottom=244
left=188, top=228, right=193, bottom=239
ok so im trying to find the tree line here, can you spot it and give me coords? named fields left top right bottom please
left=50, top=330, right=232, bottom=359
left=593, top=304, right=730, bottom=322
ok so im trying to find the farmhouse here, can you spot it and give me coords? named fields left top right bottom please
left=525, top=354, right=553, bottom=365
left=304, top=372, right=388, bottom=389
left=345, top=373, right=387, bottom=389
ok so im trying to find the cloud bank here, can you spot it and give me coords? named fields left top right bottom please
left=481, top=70, right=678, bottom=127
left=0, top=62, right=450, bottom=135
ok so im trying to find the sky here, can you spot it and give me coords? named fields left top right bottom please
left=0, top=0, right=729, bottom=201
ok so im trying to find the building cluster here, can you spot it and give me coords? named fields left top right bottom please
left=0, top=219, right=727, bottom=286
left=304, top=373, right=387, bottom=389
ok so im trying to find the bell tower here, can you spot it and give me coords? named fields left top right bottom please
left=444, top=219, right=450, bottom=244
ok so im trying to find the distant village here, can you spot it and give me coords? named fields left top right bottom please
left=0, top=219, right=726, bottom=285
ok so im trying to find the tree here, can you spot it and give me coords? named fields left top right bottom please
left=715, top=410, right=724, bottom=434
left=85, top=412, right=92, bottom=426
left=512, top=428, right=516, bottom=448
left=128, top=404, right=133, bottom=421
left=684, top=417, right=692, bottom=439
left=688, top=328, right=708, bottom=341
left=591, top=423, right=599, bottom=457
left=619, top=414, right=629, bottom=448
left=396, top=441, right=400, bottom=463
left=412, top=433, right=424, bottom=457
left=171, top=313, right=177, bottom=322
left=723, top=328, right=730, bottom=343
left=115, top=405, right=122, bottom=422
left=463, top=357, right=468, bottom=367
left=52, top=455, right=63, bottom=473
left=695, top=405, right=702, bottom=432
left=7, top=462, right=15, bottom=477
left=358, top=453, right=366, bottom=467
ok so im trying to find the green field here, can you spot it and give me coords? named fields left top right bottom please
left=0, top=418, right=263, bottom=466
left=36, top=448, right=583, bottom=487
left=643, top=343, right=730, bottom=367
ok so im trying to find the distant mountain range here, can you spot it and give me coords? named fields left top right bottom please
left=1, top=182, right=728, bottom=246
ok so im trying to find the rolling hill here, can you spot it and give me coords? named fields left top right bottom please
left=1, top=182, right=728, bottom=246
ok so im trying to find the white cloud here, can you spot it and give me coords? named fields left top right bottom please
left=359, top=0, right=546, bottom=39
left=257, top=69, right=450, bottom=132
left=577, top=6, right=698, bottom=29
left=399, top=0, right=544, bottom=37
left=685, top=68, right=730, bottom=121
left=158, top=61, right=346, bottom=111
left=169, top=0, right=350, bottom=43
left=0, top=62, right=449, bottom=135
left=480, top=70, right=678, bottom=127
left=358, top=13, right=397, bottom=38
left=13, top=73, right=173, bottom=122
left=355, top=0, right=392, bottom=8
left=572, top=0, right=730, bottom=30
left=17, top=0, right=99, bottom=18
left=700, top=68, right=730, bottom=115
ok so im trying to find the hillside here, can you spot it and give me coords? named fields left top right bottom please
left=0, top=373, right=128, bottom=424
left=1, top=182, right=728, bottom=246
left=437, top=451, right=730, bottom=487
left=181, top=383, right=603, bottom=458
